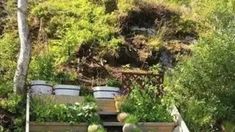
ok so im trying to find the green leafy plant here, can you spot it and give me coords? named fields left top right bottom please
left=165, top=20, right=235, bottom=130
left=0, top=94, right=25, bottom=132
left=30, top=96, right=101, bottom=124
left=29, top=53, right=55, bottom=81
left=106, top=78, right=122, bottom=87
left=120, top=84, right=173, bottom=122
left=30, top=0, right=121, bottom=66
left=0, top=33, right=18, bottom=97
left=124, top=115, right=139, bottom=124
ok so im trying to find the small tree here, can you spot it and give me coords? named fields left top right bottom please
left=14, top=0, right=31, bottom=94
left=165, top=28, right=235, bottom=131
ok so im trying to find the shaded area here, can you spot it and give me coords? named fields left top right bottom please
left=119, top=4, right=179, bottom=36
left=0, top=108, right=13, bottom=130
left=0, top=0, right=7, bottom=35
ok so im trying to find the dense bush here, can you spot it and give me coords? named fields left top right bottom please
left=0, top=95, right=25, bottom=132
left=121, top=84, right=173, bottom=122
left=30, top=0, right=122, bottom=65
left=0, top=33, right=18, bottom=96
left=165, top=19, right=235, bottom=131
left=26, top=0, right=125, bottom=83
left=31, top=96, right=101, bottom=124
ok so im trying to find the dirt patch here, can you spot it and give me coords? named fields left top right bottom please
left=0, top=108, right=13, bottom=130
left=76, top=42, right=99, bottom=59
left=162, top=19, right=198, bottom=42
left=119, top=4, right=179, bottom=36
left=119, top=2, right=198, bottom=41
left=116, top=2, right=197, bottom=68
left=103, top=44, right=141, bottom=66
left=0, top=1, right=7, bottom=35
left=73, top=42, right=110, bottom=83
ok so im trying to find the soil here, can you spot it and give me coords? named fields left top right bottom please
left=119, top=4, right=180, bottom=35
left=0, top=0, right=7, bottom=35
left=0, top=108, right=13, bottom=130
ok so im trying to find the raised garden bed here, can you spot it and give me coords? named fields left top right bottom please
left=32, top=95, right=116, bottom=112
left=26, top=93, right=189, bottom=132
left=27, top=95, right=116, bottom=132
left=29, top=122, right=88, bottom=132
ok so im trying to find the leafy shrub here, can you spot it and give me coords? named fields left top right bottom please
left=29, top=51, right=77, bottom=83
left=29, top=53, right=55, bottom=81
left=0, top=33, right=18, bottom=97
left=124, top=115, right=139, bottom=124
left=0, top=5, right=24, bottom=131
left=31, top=96, right=101, bottom=124
left=0, top=94, right=25, bottom=132
left=120, top=84, right=173, bottom=122
left=106, top=78, right=122, bottom=87
left=165, top=20, right=235, bottom=131
left=30, top=0, right=121, bottom=65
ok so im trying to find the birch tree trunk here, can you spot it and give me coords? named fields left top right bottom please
left=14, top=0, right=31, bottom=94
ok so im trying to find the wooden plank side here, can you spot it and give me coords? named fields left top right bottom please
left=96, top=99, right=116, bottom=112
left=138, top=122, right=176, bottom=132
left=29, top=122, right=87, bottom=132
left=32, top=95, right=84, bottom=104
left=31, top=95, right=117, bottom=112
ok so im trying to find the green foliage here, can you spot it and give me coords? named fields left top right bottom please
left=124, top=115, right=139, bottom=124
left=165, top=18, right=235, bottom=130
left=31, top=96, right=101, bottom=124
left=0, top=95, right=22, bottom=113
left=0, top=94, right=25, bottom=132
left=0, top=3, right=24, bottom=131
left=166, top=0, right=191, bottom=5
left=27, top=0, right=124, bottom=83
left=149, top=64, right=161, bottom=74
left=106, top=78, right=122, bottom=87
left=121, top=84, right=173, bottom=122
left=29, top=53, right=55, bottom=81
left=0, top=33, right=18, bottom=96
left=29, top=51, right=77, bottom=83
left=30, top=0, right=121, bottom=65
left=1, top=0, right=235, bottom=131
left=117, top=0, right=138, bottom=12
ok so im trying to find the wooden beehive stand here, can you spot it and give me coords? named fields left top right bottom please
left=26, top=70, right=190, bottom=132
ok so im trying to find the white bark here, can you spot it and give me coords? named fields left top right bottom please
left=14, top=0, right=31, bottom=94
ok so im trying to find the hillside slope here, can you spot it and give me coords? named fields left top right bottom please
left=1, top=0, right=234, bottom=131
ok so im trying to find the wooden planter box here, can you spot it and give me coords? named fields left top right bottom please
left=138, top=122, right=176, bottom=132
left=33, top=95, right=117, bottom=112
left=28, top=95, right=116, bottom=132
left=29, top=122, right=88, bottom=132
left=26, top=94, right=189, bottom=132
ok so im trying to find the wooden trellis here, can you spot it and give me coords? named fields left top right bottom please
left=113, top=70, right=164, bottom=96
